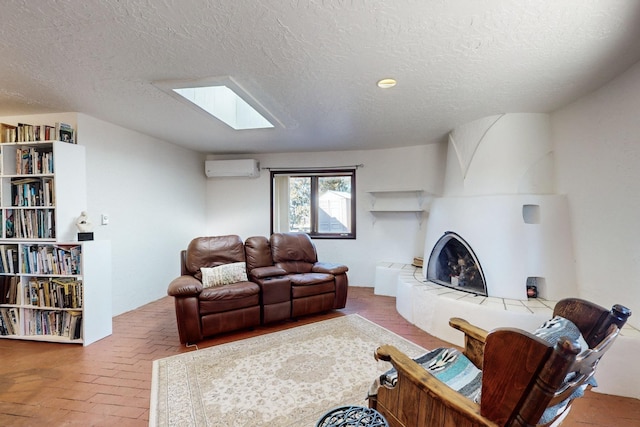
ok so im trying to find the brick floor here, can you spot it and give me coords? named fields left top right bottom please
left=0, top=287, right=638, bottom=426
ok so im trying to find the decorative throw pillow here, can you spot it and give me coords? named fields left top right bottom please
left=371, top=347, right=482, bottom=403
left=533, top=316, right=596, bottom=424
left=201, top=262, right=248, bottom=288
left=533, top=316, right=589, bottom=353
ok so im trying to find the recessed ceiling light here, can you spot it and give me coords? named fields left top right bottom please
left=377, top=78, right=397, bottom=89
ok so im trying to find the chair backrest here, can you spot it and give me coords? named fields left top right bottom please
left=244, top=236, right=273, bottom=271
left=554, top=299, right=630, bottom=348
left=183, top=235, right=246, bottom=278
left=270, top=232, right=318, bottom=273
left=480, top=299, right=631, bottom=426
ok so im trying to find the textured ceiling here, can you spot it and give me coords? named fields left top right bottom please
left=1, top=0, right=640, bottom=153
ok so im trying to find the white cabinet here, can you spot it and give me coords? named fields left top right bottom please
left=0, top=120, right=111, bottom=345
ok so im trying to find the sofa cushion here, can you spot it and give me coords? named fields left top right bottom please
left=199, top=281, right=261, bottom=315
left=291, top=280, right=335, bottom=299
left=201, top=262, right=248, bottom=288
left=270, top=232, right=318, bottom=265
left=186, top=235, right=246, bottom=278
left=244, top=236, right=274, bottom=271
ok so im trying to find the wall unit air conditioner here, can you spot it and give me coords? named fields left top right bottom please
left=205, top=159, right=260, bottom=178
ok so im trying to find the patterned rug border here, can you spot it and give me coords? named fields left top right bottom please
left=150, top=314, right=427, bottom=426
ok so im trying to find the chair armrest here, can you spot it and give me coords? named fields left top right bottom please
left=449, top=317, right=488, bottom=369
left=249, top=266, right=288, bottom=279
left=374, top=345, right=497, bottom=427
left=312, top=262, right=348, bottom=275
left=167, top=275, right=203, bottom=297
left=449, top=317, right=488, bottom=342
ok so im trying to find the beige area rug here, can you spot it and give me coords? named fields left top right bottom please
left=150, top=314, right=427, bottom=426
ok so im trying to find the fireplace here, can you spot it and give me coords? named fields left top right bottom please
left=422, top=113, right=578, bottom=301
left=427, top=231, right=486, bottom=296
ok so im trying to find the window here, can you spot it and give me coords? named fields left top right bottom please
left=271, top=169, right=356, bottom=239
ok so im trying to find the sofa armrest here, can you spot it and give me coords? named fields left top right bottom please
left=250, top=266, right=288, bottom=279
left=312, top=262, right=348, bottom=275
left=167, top=275, right=203, bottom=297
left=449, top=317, right=488, bottom=369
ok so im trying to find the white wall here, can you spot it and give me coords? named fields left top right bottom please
left=445, top=113, right=555, bottom=196
left=205, top=144, right=447, bottom=286
left=552, top=61, right=640, bottom=329
left=77, top=114, right=207, bottom=315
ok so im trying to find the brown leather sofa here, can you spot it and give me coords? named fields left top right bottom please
left=167, top=233, right=349, bottom=345
left=167, top=235, right=261, bottom=345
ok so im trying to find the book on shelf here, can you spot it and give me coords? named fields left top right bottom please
left=0, top=277, right=5, bottom=304
left=51, top=278, right=83, bottom=309
left=8, top=277, right=18, bottom=304
left=0, top=310, right=8, bottom=334
left=13, top=209, right=55, bottom=240
left=0, top=276, right=6, bottom=304
left=9, top=177, right=54, bottom=207
left=5, top=211, right=14, bottom=239
left=0, top=276, right=18, bottom=304
left=68, top=311, right=82, bottom=340
left=14, top=146, right=55, bottom=175
left=0, top=245, right=18, bottom=274
left=23, top=277, right=83, bottom=309
left=8, top=247, right=17, bottom=274
left=15, top=123, right=38, bottom=142
left=0, top=307, right=20, bottom=335
left=42, top=125, right=55, bottom=141
left=22, top=245, right=81, bottom=275
left=1, top=123, right=17, bottom=143
left=23, top=308, right=81, bottom=339
left=1, top=122, right=75, bottom=144
left=0, top=245, right=8, bottom=273
left=55, top=122, right=75, bottom=144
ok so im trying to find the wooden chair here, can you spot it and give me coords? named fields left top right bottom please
left=369, top=298, right=631, bottom=427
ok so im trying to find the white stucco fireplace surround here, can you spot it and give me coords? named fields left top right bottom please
left=396, top=113, right=639, bottom=398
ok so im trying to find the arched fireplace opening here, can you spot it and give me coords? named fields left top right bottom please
left=426, top=231, right=487, bottom=296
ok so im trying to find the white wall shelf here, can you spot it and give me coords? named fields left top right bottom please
left=365, top=189, right=433, bottom=225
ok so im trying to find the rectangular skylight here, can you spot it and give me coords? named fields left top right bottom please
left=172, top=85, right=274, bottom=130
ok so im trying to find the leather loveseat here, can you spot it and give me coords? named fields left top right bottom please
left=167, top=233, right=349, bottom=345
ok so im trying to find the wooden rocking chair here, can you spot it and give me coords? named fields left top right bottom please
left=369, top=298, right=631, bottom=427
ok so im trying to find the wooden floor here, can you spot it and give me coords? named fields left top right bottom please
left=0, top=287, right=638, bottom=426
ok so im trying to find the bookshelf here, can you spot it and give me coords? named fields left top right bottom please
left=0, top=241, right=111, bottom=345
left=0, top=140, right=86, bottom=242
left=0, top=120, right=112, bottom=345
